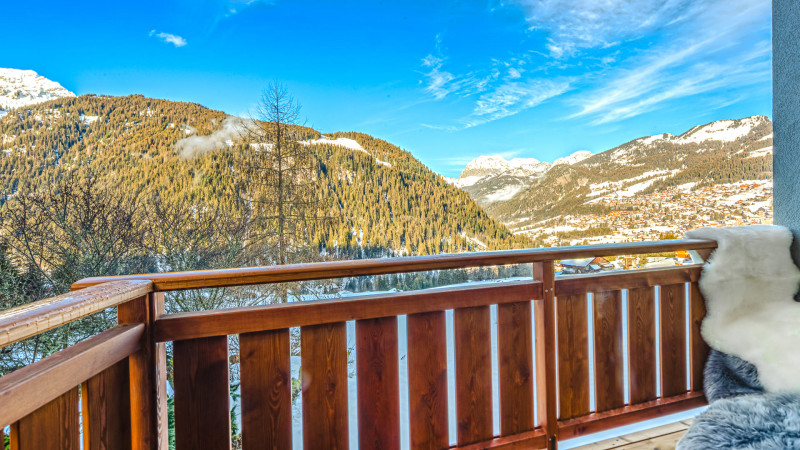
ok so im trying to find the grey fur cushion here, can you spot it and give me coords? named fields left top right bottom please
left=677, top=393, right=800, bottom=449
left=704, top=349, right=764, bottom=402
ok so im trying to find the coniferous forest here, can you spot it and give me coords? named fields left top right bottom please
left=0, top=92, right=533, bottom=376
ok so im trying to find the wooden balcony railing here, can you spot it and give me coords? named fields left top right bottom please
left=0, top=239, right=717, bottom=450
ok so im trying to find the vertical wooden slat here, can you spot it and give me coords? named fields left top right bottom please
left=10, top=387, right=79, bottom=449
left=627, top=287, right=657, bottom=404
left=593, top=290, right=625, bottom=413
left=689, top=282, right=709, bottom=392
left=173, top=336, right=231, bottom=450
left=82, top=359, right=132, bottom=450
left=356, top=317, right=400, bottom=450
left=556, top=294, right=590, bottom=420
left=118, top=292, right=167, bottom=450
left=534, top=261, right=557, bottom=449
left=8, top=423, right=16, bottom=450
left=407, top=311, right=449, bottom=449
left=497, top=301, right=534, bottom=436
left=454, top=306, right=493, bottom=446
left=659, top=284, right=687, bottom=398
left=240, top=329, right=291, bottom=450
left=301, top=322, right=348, bottom=450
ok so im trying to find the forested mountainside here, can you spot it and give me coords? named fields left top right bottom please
left=454, top=116, right=772, bottom=232
left=0, top=94, right=525, bottom=258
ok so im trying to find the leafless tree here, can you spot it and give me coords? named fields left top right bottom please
left=237, top=82, right=333, bottom=301
left=143, top=196, right=272, bottom=312
left=0, top=171, right=150, bottom=372
left=238, top=82, right=331, bottom=265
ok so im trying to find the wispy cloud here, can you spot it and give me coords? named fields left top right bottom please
left=420, top=34, right=495, bottom=100
left=568, top=0, right=771, bottom=124
left=418, top=0, right=769, bottom=131
left=224, top=0, right=276, bottom=16
left=465, top=78, right=572, bottom=127
left=419, top=35, right=563, bottom=128
left=149, top=30, right=187, bottom=47
left=514, top=0, right=691, bottom=58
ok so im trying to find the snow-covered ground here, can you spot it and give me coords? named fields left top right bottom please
left=80, top=114, right=98, bottom=124
left=677, top=116, right=764, bottom=144
left=452, top=175, right=484, bottom=188
left=586, top=170, right=678, bottom=202
left=484, top=184, right=524, bottom=203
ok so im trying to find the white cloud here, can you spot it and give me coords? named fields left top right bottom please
left=568, top=0, right=771, bottom=124
left=149, top=30, right=187, bottom=47
left=419, top=34, right=563, bottom=128
left=419, top=0, right=769, bottom=130
left=515, top=0, right=692, bottom=58
left=465, top=78, right=571, bottom=128
left=176, top=117, right=248, bottom=157
left=420, top=54, right=496, bottom=101
left=224, top=0, right=276, bottom=15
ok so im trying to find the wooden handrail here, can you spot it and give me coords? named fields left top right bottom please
left=0, top=239, right=717, bottom=449
left=554, top=265, right=702, bottom=296
left=154, top=280, right=541, bottom=342
left=71, top=239, right=716, bottom=291
left=0, top=280, right=153, bottom=348
left=0, top=323, right=143, bottom=426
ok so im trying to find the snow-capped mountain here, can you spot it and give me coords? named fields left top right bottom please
left=0, top=68, right=75, bottom=114
left=452, top=150, right=593, bottom=201
left=452, top=115, right=773, bottom=232
left=552, top=150, right=593, bottom=166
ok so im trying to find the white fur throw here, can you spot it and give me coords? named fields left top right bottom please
left=686, top=225, right=800, bottom=392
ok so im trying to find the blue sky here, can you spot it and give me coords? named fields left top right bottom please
left=2, top=0, right=771, bottom=177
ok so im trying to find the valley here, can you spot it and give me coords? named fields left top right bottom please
left=451, top=116, right=773, bottom=245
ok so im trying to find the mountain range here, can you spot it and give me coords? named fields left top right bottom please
left=0, top=68, right=773, bottom=250
left=451, top=115, right=772, bottom=236
left=0, top=69, right=525, bottom=258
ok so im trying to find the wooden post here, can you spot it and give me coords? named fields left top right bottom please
left=534, top=261, right=558, bottom=449
left=118, top=292, right=167, bottom=450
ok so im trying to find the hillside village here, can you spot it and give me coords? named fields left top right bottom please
left=517, top=180, right=772, bottom=247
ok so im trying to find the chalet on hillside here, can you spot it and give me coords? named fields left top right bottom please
left=558, top=256, right=612, bottom=274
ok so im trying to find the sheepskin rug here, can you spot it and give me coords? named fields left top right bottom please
left=686, top=225, right=800, bottom=392
left=704, top=349, right=764, bottom=402
left=677, top=392, right=800, bottom=449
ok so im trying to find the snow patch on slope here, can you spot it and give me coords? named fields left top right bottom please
left=303, top=136, right=393, bottom=168
left=747, top=146, right=772, bottom=158
left=677, top=116, right=765, bottom=144
left=552, top=150, right=592, bottom=166
left=301, top=137, right=365, bottom=152
left=484, top=185, right=524, bottom=203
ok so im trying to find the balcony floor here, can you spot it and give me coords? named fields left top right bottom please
left=574, top=419, right=693, bottom=450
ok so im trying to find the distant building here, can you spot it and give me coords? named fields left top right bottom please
left=558, top=257, right=612, bottom=274
left=645, top=257, right=679, bottom=268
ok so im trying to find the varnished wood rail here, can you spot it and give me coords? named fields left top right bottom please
left=0, top=281, right=162, bottom=450
left=0, top=238, right=715, bottom=450
left=0, top=280, right=152, bottom=347
left=71, top=239, right=716, bottom=290
left=151, top=265, right=710, bottom=448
